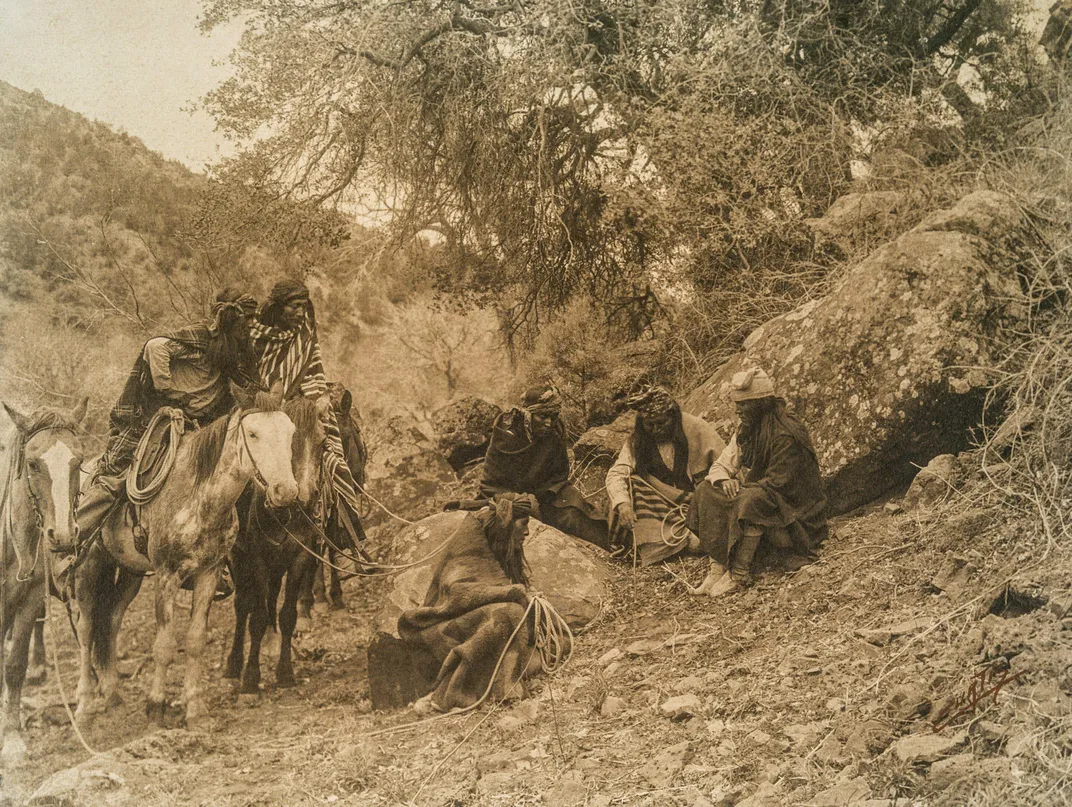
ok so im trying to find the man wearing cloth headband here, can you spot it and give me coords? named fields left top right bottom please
left=250, top=280, right=367, bottom=550
left=480, top=384, right=612, bottom=550
left=689, top=367, right=828, bottom=598
left=606, top=384, right=726, bottom=566
left=71, top=287, right=260, bottom=571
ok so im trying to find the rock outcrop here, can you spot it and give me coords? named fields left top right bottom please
left=363, top=418, right=457, bottom=527
left=686, top=191, right=1033, bottom=515
left=572, top=412, right=635, bottom=510
left=430, top=396, right=502, bottom=474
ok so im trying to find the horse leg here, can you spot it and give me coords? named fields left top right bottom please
left=240, top=574, right=271, bottom=695
left=277, top=556, right=313, bottom=688
left=311, top=560, right=329, bottom=615
left=147, top=572, right=180, bottom=724
left=74, top=547, right=108, bottom=717
left=98, top=569, right=142, bottom=708
left=181, top=570, right=217, bottom=728
left=328, top=559, right=345, bottom=611
left=224, top=577, right=251, bottom=681
left=26, top=607, right=46, bottom=686
left=1, top=601, right=38, bottom=767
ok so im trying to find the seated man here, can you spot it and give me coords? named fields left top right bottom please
left=399, top=494, right=560, bottom=712
left=606, top=385, right=726, bottom=566
left=689, top=367, right=828, bottom=598
left=480, top=384, right=611, bottom=550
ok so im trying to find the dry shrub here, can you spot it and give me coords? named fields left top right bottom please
left=976, top=89, right=1072, bottom=557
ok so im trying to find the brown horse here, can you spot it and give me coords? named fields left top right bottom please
left=226, top=395, right=325, bottom=693
left=1, top=398, right=87, bottom=766
left=74, top=385, right=298, bottom=727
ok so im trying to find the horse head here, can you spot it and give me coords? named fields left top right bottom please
left=2, top=398, right=88, bottom=555
left=289, top=396, right=327, bottom=508
left=231, top=383, right=299, bottom=509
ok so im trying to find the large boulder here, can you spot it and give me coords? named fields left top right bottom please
left=685, top=191, right=1033, bottom=515
left=368, top=511, right=613, bottom=709
left=431, top=396, right=502, bottom=474
left=805, top=190, right=908, bottom=255
left=363, top=418, right=457, bottom=527
left=572, top=412, right=635, bottom=510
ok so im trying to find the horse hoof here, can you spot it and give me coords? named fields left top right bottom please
left=1, top=733, right=28, bottom=768
left=222, top=663, right=242, bottom=680
left=145, top=700, right=167, bottom=724
left=328, top=599, right=346, bottom=612
left=239, top=680, right=262, bottom=696
left=275, top=674, right=296, bottom=689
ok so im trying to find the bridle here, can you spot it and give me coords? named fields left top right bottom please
left=3, top=424, right=80, bottom=579
left=237, top=412, right=273, bottom=494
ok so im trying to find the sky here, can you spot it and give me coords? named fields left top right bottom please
left=0, top=0, right=1058, bottom=174
left=0, top=0, right=243, bottom=170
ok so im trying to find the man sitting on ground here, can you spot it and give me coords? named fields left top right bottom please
left=480, top=384, right=611, bottom=550
left=689, top=367, right=828, bottom=598
left=605, top=384, right=726, bottom=566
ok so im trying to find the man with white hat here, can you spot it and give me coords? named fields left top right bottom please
left=688, top=366, right=828, bottom=597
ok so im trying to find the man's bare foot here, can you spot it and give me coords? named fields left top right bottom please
left=706, top=572, right=739, bottom=598
left=689, top=563, right=728, bottom=596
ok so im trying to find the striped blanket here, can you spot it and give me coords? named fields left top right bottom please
left=630, top=475, right=695, bottom=566
left=250, top=314, right=362, bottom=527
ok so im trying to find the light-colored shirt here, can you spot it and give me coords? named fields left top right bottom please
left=605, top=413, right=726, bottom=509
left=143, top=337, right=224, bottom=415
left=705, top=435, right=742, bottom=484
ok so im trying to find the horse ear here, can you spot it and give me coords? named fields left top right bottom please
left=340, top=389, right=352, bottom=415
left=230, top=383, right=255, bottom=411
left=268, top=381, right=285, bottom=402
left=2, top=402, right=33, bottom=435
left=71, top=396, right=89, bottom=425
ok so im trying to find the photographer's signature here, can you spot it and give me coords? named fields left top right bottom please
left=931, top=662, right=1028, bottom=733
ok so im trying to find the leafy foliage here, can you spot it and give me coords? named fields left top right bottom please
left=201, top=0, right=1042, bottom=353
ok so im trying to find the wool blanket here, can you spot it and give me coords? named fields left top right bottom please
left=397, top=507, right=539, bottom=711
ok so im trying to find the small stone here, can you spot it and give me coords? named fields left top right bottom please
left=815, top=734, right=848, bottom=767
left=745, top=728, right=773, bottom=747
left=661, top=694, right=703, bottom=720
left=676, top=675, right=704, bottom=693
left=928, top=753, right=975, bottom=788
left=598, top=648, right=623, bottom=666
left=603, top=661, right=621, bottom=677
left=600, top=696, right=625, bottom=718
left=626, top=638, right=663, bottom=656
left=543, top=771, right=586, bottom=807
left=638, top=741, right=690, bottom=788
left=883, top=502, right=903, bottom=515
left=891, top=731, right=966, bottom=763
left=805, top=776, right=871, bottom=806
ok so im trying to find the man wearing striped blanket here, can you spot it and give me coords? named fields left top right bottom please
left=605, top=385, right=726, bottom=566
left=250, top=280, right=365, bottom=549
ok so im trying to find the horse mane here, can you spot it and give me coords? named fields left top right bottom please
left=190, top=389, right=286, bottom=487
left=284, top=396, right=318, bottom=435
left=191, top=416, right=232, bottom=487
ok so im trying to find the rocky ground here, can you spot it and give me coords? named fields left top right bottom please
left=4, top=467, right=1071, bottom=807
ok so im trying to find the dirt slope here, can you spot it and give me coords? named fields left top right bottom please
left=6, top=478, right=1070, bottom=807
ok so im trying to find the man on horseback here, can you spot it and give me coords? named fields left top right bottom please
left=250, top=280, right=366, bottom=552
left=69, top=288, right=260, bottom=573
